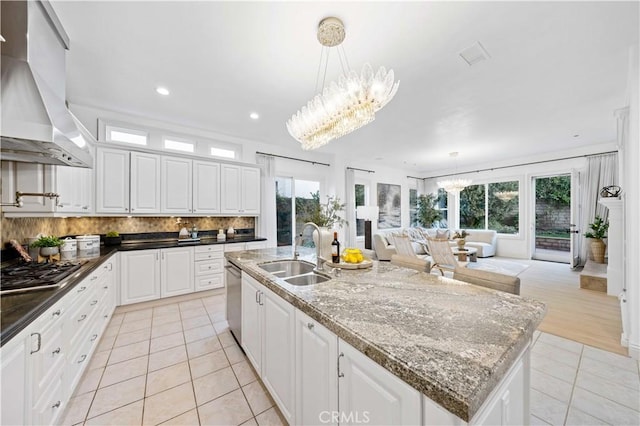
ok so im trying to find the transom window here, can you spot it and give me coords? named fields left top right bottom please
left=105, top=125, right=148, bottom=146
left=164, top=138, right=195, bottom=153
left=210, top=147, right=236, bottom=159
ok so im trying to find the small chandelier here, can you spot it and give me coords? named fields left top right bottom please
left=437, top=152, right=471, bottom=194
left=286, top=17, right=400, bottom=150
left=494, top=191, right=519, bottom=201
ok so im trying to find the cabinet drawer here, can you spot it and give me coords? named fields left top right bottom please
left=195, top=258, right=224, bottom=275
left=195, top=244, right=223, bottom=254
left=33, top=372, right=64, bottom=426
left=195, top=250, right=223, bottom=261
left=31, top=324, right=65, bottom=404
left=66, top=289, right=99, bottom=350
left=195, top=274, right=224, bottom=291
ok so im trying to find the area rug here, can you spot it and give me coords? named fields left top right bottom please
left=467, top=258, right=530, bottom=276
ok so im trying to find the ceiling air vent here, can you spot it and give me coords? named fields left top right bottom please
left=459, top=41, right=491, bottom=66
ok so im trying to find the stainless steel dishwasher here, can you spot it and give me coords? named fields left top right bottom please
left=226, top=260, right=243, bottom=346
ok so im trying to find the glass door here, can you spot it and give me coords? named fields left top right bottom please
left=532, top=175, right=572, bottom=263
left=275, top=177, right=320, bottom=246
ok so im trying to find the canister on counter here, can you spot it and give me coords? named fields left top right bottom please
left=60, top=237, right=77, bottom=260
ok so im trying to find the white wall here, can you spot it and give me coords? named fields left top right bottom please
left=622, top=45, right=639, bottom=359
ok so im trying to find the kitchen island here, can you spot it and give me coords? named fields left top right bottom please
left=226, top=247, right=546, bottom=425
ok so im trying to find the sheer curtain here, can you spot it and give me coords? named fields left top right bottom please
left=579, top=152, right=618, bottom=264
left=345, top=168, right=356, bottom=247
left=256, top=154, right=277, bottom=248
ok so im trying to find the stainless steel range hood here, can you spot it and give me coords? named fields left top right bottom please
left=1, top=0, right=93, bottom=168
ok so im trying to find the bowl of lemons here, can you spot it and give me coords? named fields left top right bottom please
left=342, top=248, right=364, bottom=264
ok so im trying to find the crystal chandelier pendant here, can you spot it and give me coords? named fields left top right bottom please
left=287, top=17, right=399, bottom=150
left=437, top=152, right=472, bottom=194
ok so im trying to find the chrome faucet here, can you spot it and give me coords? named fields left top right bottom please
left=293, top=233, right=302, bottom=260
left=302, top=222, right=326, bottom=272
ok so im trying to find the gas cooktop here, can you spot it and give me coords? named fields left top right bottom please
left=0, top=261, right=85, bottom=294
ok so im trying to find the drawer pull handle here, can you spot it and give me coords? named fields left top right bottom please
left=90, top=300, right=98, bottom=306
left=307, top=323, right=314, bottom=330
left=103, top=286, right=108, bottom=289
left=104, top=314, right=109, bottom=319
left=78, top=286, right=87, bottom=293
left=52, top=347, right=61, bottom=355
left=78, top=314, right=87, bottom=322
left=52, top=401, right=61, bottom=409
left=78, top=354, right=87, bottom=363
left=52, top=310, right=61, bottom=317
left=91, top=276, right=98, bottom=281
left=91, top=334, right=98, bottom=342
left=30, top=333, right=41, bottom=354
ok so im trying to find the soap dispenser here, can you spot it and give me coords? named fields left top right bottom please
left=227, top=226, right=235, bottom=239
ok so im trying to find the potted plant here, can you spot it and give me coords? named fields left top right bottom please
left=417, top=194, right=443, bottom=228
left=584, top=216, right=609, bottom=263
left=104, top=231, right=122, bottom=246
left=453, top=230, right=470, bottom=249
left=298, top=191, right=347, bottom=229
left=30, top=235, right=63, bottom=257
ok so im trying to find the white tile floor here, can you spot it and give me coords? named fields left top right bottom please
left=59, top=292, right=640, bottom=426
left=58, top=292, right=285, bottom=426
left=530, top=331, right=640, bottom=425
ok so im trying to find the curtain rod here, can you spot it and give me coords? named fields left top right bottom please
left=425, top=150, right=618, bottom=180
left=346, top=167, right=375, bottom=173
left=255, top=151, right=330, bottom=167
left=406, top=175, right=424, bottom=180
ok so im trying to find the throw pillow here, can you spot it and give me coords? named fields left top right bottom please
left=435, top=229, right=450, bottom=240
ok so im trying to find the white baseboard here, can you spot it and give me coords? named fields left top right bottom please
left=628, top=342, right=640, bottom=360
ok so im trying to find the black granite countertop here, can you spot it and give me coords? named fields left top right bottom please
left=0, top=235, right=266, bottom=346
left=225, top=247, right=546, bottom=422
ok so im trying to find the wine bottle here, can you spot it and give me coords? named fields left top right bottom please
left=331, top=231, right=340, bottom=263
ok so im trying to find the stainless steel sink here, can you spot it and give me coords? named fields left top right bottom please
left=258, top=260, right=315, bottom=278
left=284, top=272, right=331, bottom=286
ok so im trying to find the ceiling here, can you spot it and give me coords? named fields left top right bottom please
left=51, top=1, right=639, bottom=174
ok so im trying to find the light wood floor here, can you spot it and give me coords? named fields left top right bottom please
left=515, top=258, right=626, bottom=355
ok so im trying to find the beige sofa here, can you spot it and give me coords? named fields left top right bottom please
left=373, top=228, right=497, bottom=261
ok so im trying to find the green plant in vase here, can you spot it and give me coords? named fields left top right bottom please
left=105, top=230, right=122, bottom=246
left=584, top=216, right=609, bottom=263
left=30, top=235, right=63, bottom=257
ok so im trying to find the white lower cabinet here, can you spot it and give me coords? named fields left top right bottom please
left=0, top=255, right=117, bottom=426
left=241, top=273, right=295, bottom=424
left=121, top=247, right=195, bottom=305
left=161, top=247, right=194, bottom=297
left=295, top=310, right=338, bottom=426
left=194, top=245, right=224, bottom=291
left=120, top=249, right=161, bottom=304
left=339, top=338, right=422, bottom=425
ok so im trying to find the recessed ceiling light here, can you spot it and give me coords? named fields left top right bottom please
left=250, top=112, right=260, bottom=120
left=156, top=87, right=170, bottom=96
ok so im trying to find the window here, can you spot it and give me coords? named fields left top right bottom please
left=210, top=147, right=236, bottom=159
left=488, top=181, right=519, bottom=234
left=409, top=188, right=418, bottom=227
left=275, top=177, right=320, bottom=246
left=460, top=181, right=519, bottom=234
left=164, top=138, right=195, bottom=153
left=355, top=184, right=365, bottom=236
left=105, top=125, right=148, bottom=145
left=436, top=188, right=448, bottom=228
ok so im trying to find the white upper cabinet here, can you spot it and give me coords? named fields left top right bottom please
left=96, top=148, right=130, bottom=214
left=221, top=164, right=260, bottom=214
left=130, top=152, right=161, bottom=214
left=56, top=166, right=92, bottom=214
left=1, top=161, right=55, bottom=213
left=193, top=160, right=220, bottom=214
left=161, top=156, right=192, bottom=214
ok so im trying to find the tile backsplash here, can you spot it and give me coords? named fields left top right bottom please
left=1, top=216, right=255, bottom=246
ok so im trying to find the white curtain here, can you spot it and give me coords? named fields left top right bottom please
left=416, top=178, right=427, bottom=195
left=256, top=154, right=277, bottom=248
left=345, top=168, right=356, bottom=247
left=578, top=152, right=618, bottom=265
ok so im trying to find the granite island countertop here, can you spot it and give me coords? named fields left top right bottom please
left=225, top=247, right=546, bottom=422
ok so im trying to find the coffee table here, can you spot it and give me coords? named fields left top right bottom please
left=451, top=247, right=478, bottom=262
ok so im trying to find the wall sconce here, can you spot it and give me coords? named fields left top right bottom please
left=356, top=205, right=379, bottom=250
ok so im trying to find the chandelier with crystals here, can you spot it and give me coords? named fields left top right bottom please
left=286, top=17, right=400, bottom=150
left=437, top=152, right=472, bottom=194
left=494, top=191, right=519, bottom=201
